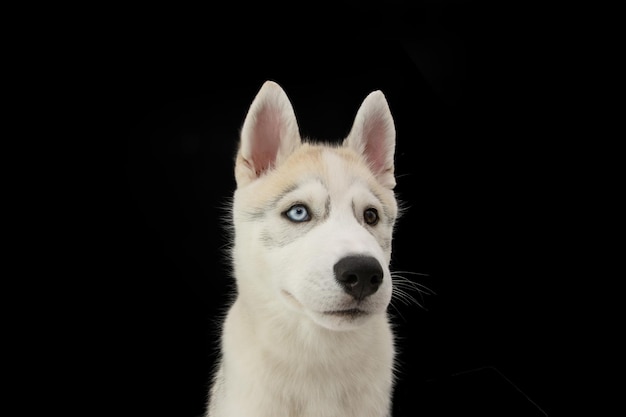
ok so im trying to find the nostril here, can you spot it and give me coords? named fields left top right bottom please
left=344, top=273, right=359, bottom=286
left=370, top=274, right=382, bottom=285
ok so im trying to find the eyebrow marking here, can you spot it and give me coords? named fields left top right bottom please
left=370, top=189, right=395, bottom=225
left=352, top=188, right=393, bottom=226
left=268, top=183, right=301, bottom=210
left=323, top=196, right=331, bottom=221
left=242, top=177, right=330, bottom=221
left=242, top=182, right=300, bottom=220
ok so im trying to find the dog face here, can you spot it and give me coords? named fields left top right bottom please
left=232, top=81, right=397, bottom=331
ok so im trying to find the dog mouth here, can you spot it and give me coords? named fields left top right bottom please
left=323, top=308, right=367, bottom=317
left=282, top=291, right=369, bottom=318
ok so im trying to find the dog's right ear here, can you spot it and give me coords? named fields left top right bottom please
left=235, top=81, right=302, bottom=187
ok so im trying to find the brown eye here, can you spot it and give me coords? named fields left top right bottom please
left=363, top=208, right=379, bottom=225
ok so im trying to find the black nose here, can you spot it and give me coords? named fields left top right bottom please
left=334, top=255, right=384, bottom=301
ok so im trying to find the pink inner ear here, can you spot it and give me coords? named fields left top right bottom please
left=250, top=110, right=282, bottom=176
left=363, top=116, right=392, bottom=175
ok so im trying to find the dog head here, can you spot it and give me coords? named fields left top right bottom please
left=231, top=81, right=397, bottom=331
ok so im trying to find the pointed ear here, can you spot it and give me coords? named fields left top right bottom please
left=344, top=90, right=396, bottom=189
left=235, top=81, right=301, bottom=186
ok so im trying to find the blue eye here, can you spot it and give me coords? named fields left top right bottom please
left=285, top=204, right=310, bottom=222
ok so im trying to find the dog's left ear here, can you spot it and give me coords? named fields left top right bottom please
left=344, top=91, right=396, bottom=189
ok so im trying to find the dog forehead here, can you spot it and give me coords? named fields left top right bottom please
left=235, top=143, right=394, bottom=212
left=319, top=148, right=369, bottom=192
left=285, top=144, right=371, bottom=181
left=281, top=144, right=390, bottom=197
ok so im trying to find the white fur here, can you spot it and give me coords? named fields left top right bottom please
left=207, top=81, right=398, bottom=417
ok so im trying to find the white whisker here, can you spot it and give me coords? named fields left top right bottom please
left=388, top=300, right=408, bottom=322
left=390, top=270, right=436, bottom=312
left=392, top=270, right=431, bottom=277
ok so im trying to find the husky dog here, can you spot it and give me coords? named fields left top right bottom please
left=207, top=81, right=399, bottom=417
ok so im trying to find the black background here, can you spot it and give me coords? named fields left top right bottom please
left=71, top=3, right=583, bottom=416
